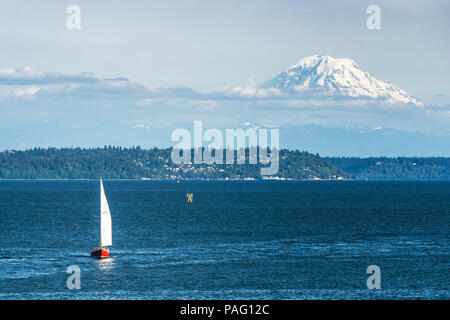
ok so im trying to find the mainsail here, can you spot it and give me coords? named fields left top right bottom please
left=100, top=179, right=112, bottom=247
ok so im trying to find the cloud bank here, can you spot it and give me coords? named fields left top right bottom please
left=0, top=67, right=98, bottom=85
left=0, top=66, right=449, bottom=152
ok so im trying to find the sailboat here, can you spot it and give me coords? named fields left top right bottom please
left=90, top=179, right=112, bottom=259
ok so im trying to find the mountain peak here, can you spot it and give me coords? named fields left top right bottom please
left=261, top=55, right=423, bottom=105
left=295, top=54, right=357, bottom=68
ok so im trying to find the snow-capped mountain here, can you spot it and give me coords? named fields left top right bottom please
left=261, top=55, right=423, bottom=105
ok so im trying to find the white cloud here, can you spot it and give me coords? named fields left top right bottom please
left=0, top=66, right=98, bottom=85
left=131, top=124, right=151, bottom=131
left=1, top=66, right=448, bottom=135
left=13, top=86, right=40, bottom=97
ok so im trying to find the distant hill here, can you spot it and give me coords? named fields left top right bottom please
left=0, top=147, right=448, bottom=180
left=327, top=157, right=450, bottom=180
left=0, top=147, right=346, bottom=180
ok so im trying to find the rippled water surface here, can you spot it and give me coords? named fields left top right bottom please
left=0, top=180, right=448, bottom=299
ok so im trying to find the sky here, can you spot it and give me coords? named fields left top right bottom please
left=0, top=0, right=449, bottom=155
left=1, top=0, right=449, bottom=101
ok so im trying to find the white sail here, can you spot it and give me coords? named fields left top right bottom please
left=100, top=179, right=112, bottom=247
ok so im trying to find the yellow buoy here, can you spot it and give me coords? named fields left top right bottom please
left=187, top=193, right=193, bottom=204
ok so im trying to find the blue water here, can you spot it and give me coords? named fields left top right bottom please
left=0, top=180, right=448, bottom=299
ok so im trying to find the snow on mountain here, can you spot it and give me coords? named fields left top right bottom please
left=261, top=55, right=423, bottom=106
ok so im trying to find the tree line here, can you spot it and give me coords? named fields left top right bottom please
left=0, top=147, right=448, bottom=180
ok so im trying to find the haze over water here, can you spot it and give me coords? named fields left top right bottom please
left=0, top=180, right=448, bottom=299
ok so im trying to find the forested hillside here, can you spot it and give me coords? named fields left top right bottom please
left=327, top=157, right=450, bottom=180
left=0, top=147, right=345, bottom=180
left=1, top=147, right=448, bottom=180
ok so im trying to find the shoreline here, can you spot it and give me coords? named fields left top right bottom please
left=0, top=178, right=345, bottom=181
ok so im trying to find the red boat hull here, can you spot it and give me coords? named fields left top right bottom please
left=90, top=248, right=110, bottom=259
